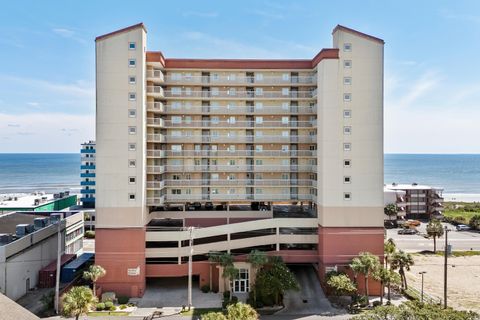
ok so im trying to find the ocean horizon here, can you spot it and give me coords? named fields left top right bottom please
left=1, top=153, right=480, bottom=197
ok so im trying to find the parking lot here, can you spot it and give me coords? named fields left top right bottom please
left=386, top=222, right=480, bottom=252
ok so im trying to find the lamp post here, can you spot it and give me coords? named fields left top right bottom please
left=443, top=226, right=451, bottom=309
left=187, top=226, right=194, bottom=311
left=419, top=271, right=427, bottom=303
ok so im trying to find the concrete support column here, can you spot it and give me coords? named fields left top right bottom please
left=178, top=240, right=182, bottom=264
left=276, top=227, right=280, bottom=251
left=227, top=233, right=231, bottom=253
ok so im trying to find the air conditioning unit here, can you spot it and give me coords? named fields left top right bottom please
left=34, top=217, right=50, bottom=230
left=16, top=224, right=34, bottom=237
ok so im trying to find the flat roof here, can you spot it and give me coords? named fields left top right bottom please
left=0, top=193, right=71, bottom=209
left=0, top=212, right=37, bottom=234
left=385, top=184, right=443, bottom=191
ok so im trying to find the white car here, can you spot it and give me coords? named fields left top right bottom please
left=456, top=224, right=471, bottom=231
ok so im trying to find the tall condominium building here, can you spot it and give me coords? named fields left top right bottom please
left=80, top=141, right=96, bottom=208
left=95, top=23, right=384, bottom=297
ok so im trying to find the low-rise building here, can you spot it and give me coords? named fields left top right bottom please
left=384, top=183, right=444, bottom=219
left=0, top=193, right=77, bottom=214
left=0, top=211, right=84, bottom=300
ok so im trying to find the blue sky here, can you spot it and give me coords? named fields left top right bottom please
left=0, top=0, right=479, bottom=153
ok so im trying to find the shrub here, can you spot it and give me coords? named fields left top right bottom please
left=119, top=304, right=127, bottom=310
left=372, top=300, right=382, bottom=307
left=469, top=215, right=480, bottom=230
left=109, top=305, right=116, bottom=311
left=85, top=230, right=95, bottom=239
left=117, top=296, right=129, bottom=304
left=230, top=296, right=239, bottom=304
left=223, top=291, right=231, bottom=300
left=96, top=302, right=105, bottom=311
left=201, top=312, right=227, bottom=320
left=104, top=301, right=114, bottom=310
left=201, top=285, right=210, bottom=293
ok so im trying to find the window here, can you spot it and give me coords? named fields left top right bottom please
left=255, top=102, right=263, bottom=110
left=129, top=92, right=136, bottom=101
left=185, top=189, right=192, bottom=195
left=171, top=73, right=181, bottom=81
left=129, top=160, right=136, bottom=168
left=343, top=43, right=352, bottom=52
left=127, top=109, right=136, bottom=118
left=281, top=159, right=289, bottom=165
left=129, top=193, right=136, bottom=200
left=282, top=88, right=289, bottom=96
left=344, top=159, right=351, bottom=167
left=228, top=88, right=236, bottom=96
left=211, top=87, right=219, bottom=96
left=281, top=145, right=289, bottom=152
left=211, top=173, right=219, bottom=180
left=228, top=145, right=236, bottom=152
left=228, top=116, right=236, bottom=124
left=282, top=131, right=289, bottom=137
left=255, top=159, right=263, bottom=165
left=343, top=143, right=351, bottom=151
left=281, top=173, right=289, bottom=180
left=255, top=130, right=263, bottom=137
left=128, top=126, right=136, bottom=135
left=344, top=93, right=352, bottom=102
left=128, top=143, right=136, bottom=151
left=255, top=116, right=263, bottom=124
left=129, top=177, right=136, bottom=184
left=128, top=59, right=136, bottom=67
left=185, top=116, right=192, bottom=124
left=344, top=77, right=352, bottom=85
left=228, top=188, right=236, bottom=194
left=172, top=189, right=181, bottom=195
left=229, top=159, right=236, bottom=165
left=228, top=173, right=236, bottom=180
left=172, top=174, right=181, bottom=180
left=171, top=116, right=182, bottom=124
left=211, top=73, right=219, bottom=81
left=129, top=76, right=136, bottom=84
left=255, top=145, right=263, bottom=152
left=228, top=73, right=236, bottom=81
left=227, top=130, right=236, bottom=137
left=282, top=102, right=289, bottom=110
left=171, top=145, right=182, bottom=152
left=171, top=101, right=181, bottom=109
left=344, top=176, right=351, bottom=184
left=211, top=116, right=220, bottom=124
left=255, top=88, right=263, bottom=96
left=344, top=126, right=352, bottom=135
left=255, top=73, right=264, bottom=81
left=212, top=188, right=219, bottom=194
left=185, top=87, right=192, bottom=96
left=343, top=110, right=352, bottom=118
left=171, top=130, right=182, bottom=137
left=344, top=60, right=352, bottom=68
left=282, top=117, right=289, bottom=124
left=184, top=73, right=192, bottom=81
left=129, top=42, right=136, bottom=50
left=344, top=193, right=351, bottom=200
left=255, top=188, right=263, bottom=194
left=171, top=87, right=181, bottom=95
left=282, top=73, right=290, bottom=81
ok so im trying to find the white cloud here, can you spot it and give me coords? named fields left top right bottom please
left=27, top=102, right=40, bottom=107
left=0, top=113, right=94, bottom=152
left=52, top=27, right=87, bottom=44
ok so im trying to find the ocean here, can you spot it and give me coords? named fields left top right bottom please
left=1, top=153, right=480, bottom=198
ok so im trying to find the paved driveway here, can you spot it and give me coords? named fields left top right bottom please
left=137, top=277, right=222, bottom=308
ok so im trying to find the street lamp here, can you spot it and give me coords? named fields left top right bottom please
left=186, top=226, right=194, bottom=311
left=443, top=226, right=451, bottom=309
left=419, top=271, right=427, bottom=303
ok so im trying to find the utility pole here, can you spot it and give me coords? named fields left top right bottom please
left=187, top=226, right=194, bottom=311
left=419, top=271, right=427, bottom=303
left=443, top=226, right=450, bottom=309
left=54, top=219, right=62, bottom=314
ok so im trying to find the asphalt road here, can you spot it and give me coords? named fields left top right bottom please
left=386, top=222, right=480, bottom=252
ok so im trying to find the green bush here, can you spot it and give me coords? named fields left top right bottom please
left=109, top=305, right=116, bottom=311
left=201, top=285, right=210, bottom=293
left=117, top=296, right=129, bottom=304
left=201, top=311, right=227, bottom=320
left=119, top=304, right=127, bottom=310
left=104, top=301, right=114, bottom=310
left=469, top=215, right=480, bottom=230
left=223, top=290, right=231, bottom=300
left=230, top=296, right=238, bottom=304
left=96, top=302, right=105, bottom=311
left=85, top=230, right=95, bottom=239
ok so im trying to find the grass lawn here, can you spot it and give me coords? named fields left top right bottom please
left=180, top=308, right=223, bottom=316
left=443, top=210, right=479, bottom=223
left=87, top=311, right=130, bottom=316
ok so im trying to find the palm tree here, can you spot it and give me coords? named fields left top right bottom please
left=384, top=203, right=398, bottom=219
left=384, top=238, right=397, bottom=268
left=355, top=252, right=381, bottom=304
left=426, top=219, right=444, bottom=253
left=390, top=250, right=414, bottom=290
left=373, top=266, right=401, bottom=304
left=208, top=252, right=238, bottom=292
left=247, top=250, right=268, bottom=305
left=61, top=286, right=97, bottom=320
left=349, top=258, right=363, bottom=287
left=83, top=265, right=106, bottom=297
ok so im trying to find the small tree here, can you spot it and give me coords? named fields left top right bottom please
left=350, top=252, right=380, bottom=305
left=209, top=252, right=237, bottom=292
left=384, top=238, right=397, bottom=268
left=61, top=286, right=97, bottom=320
left=469, top=214, right=480, bottom=230
left=390, top=251, right=414, bottom=290
left=373, top=266, right=401, bottom=304
left=226, top=302, right=259, bottom=320
left=384, top=203, right=398, bottom=219
left=247, top=250, right=268, bottom=305
left=83, top=264, right=106, bottom=297
left=426, top=219, right=444, bottom=253
left=326, top=274, right=357, bottom=301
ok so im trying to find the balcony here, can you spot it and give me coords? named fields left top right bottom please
left=164, top=74, right=316, bottom=85
left=80, top=149, right=95, bottom=153
left=80, top=181, right=95, bottom=186
left=146, top=165, right=166, bottom=174
left=80, top=173, right=96, bottom=178
left=81, top=156, right=95, bottom=161
left=146, top=86, right=165, bottom=98
left=161, top=179, right=314, bottom=187
left=147, top=134, right=166, bottom=143
left=146, top=181, right=166, bottom=189
left=153, top=150, right=316, bottom=158
left=163, top=194, right=315, bottom=202
left=164, top=135, right=316, bottom=144
left=147, top=118, right=165, bottom=127
left=80, top=189, right=95, bottom=194
left=147, top=101, right=165, bottom=112
left=163, top=105, right=317, bottom=115
left=80, top=197, right=95, bottom=202
left=146, top=69, right=164, bottom=82
left=147, top=195, right=165, bottom=206
left=164, top=164, right=316, bottom=172
left=80, top=165, right=96, bottom=170
left=163, top=89, right=316, bottom=99
left=160, top=119, right=316, bottom=128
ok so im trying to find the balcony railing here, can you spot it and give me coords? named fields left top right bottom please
left=146, top=181, right=166, bottom=189
left=146, top=86, right=165, bottom=96
left=146, top=195, right=165, bottom=206
left=158, top=119, right=316, bottom=128
left=163, top=90, right=316, bottom=99
left=80, top=181, right=96, bottom=186
left=80, top=173, right=95, bottom=178
left=146, top=70, right=165, bottom=82
left=147, top=134, right=166, bottom=142
left=147, top=165, right=166, bottom=174
left=146, top=118, right=165, bottom=127
left=160, top=194, right=315, bottom=202
left=147, top=102, right=165, bottom=112
left=147, top=150, right=316, bottom=158
left=80, top=165, right=96, bottom=170
left=156, top=179, right=314, bottom=187
left=164, top=74, right=316, bottom=85
left=164, top=135, right=316, bottom=143
left=163, top=165, right=316, bottom=172
left=80, top=149, right=95, bottom=153
left=80, top=189, right=95, bottom=194
left=163, top=105, right=317, bottom=114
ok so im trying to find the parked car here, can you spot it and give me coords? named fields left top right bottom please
left=193, top=202, right=202, bottom=210
left=456, top=224, right=471, bottom=231
left=204, top=202, right=214, bottom=210
left=398, top=228, right=418, bottom=235
left=407, top=219, right=421, bottom=227
left=384, top=220, right=397, bottom=229
left=186, top=204, right=196, bottom=211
